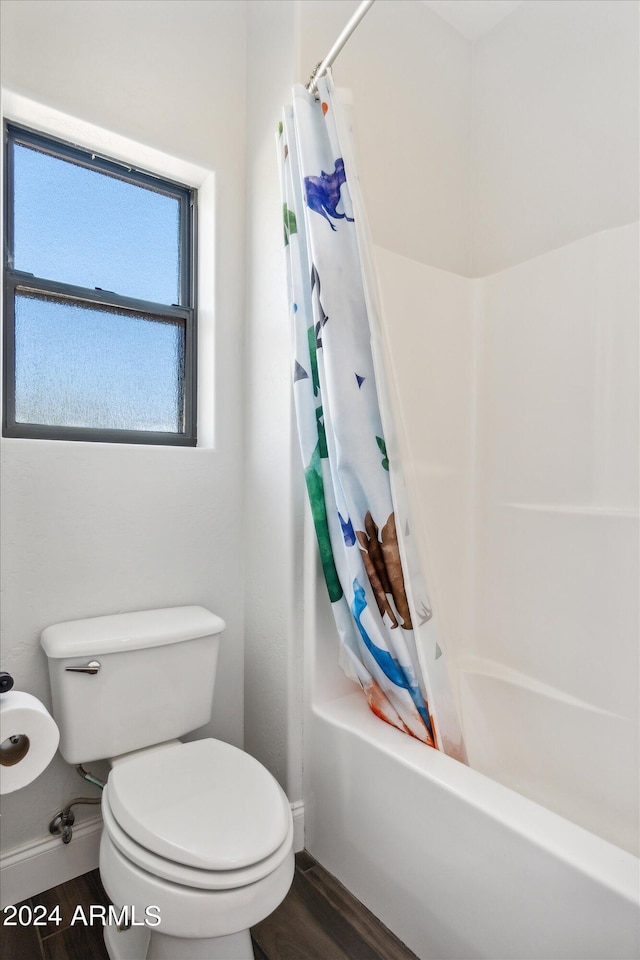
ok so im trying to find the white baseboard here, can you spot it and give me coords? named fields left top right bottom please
left=291, top=799, right=305, bottom=853
left=1, top=801, right=305, bottom=908
left=0, top=814, right=102, bottom=909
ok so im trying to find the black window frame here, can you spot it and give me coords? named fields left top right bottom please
left=2, top=121, right=198, bottom=446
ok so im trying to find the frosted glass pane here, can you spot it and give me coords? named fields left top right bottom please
left=13, top=143, right=180, bottom=304
left=14, top=294, right=185, bottom=433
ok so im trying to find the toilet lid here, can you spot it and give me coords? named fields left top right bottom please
left=107, top=739, right=291, bottom=870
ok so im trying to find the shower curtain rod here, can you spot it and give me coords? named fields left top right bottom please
left=306, top=0, right=376, bottom=94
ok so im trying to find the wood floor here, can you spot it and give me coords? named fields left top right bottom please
left=1, top=852, right=419, bottom=960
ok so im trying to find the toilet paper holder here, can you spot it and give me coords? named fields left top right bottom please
left=0, top=673, right=30, bottom=768
left=0, top=672, right=61, bottom=791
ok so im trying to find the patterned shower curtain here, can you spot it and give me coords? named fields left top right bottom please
left=279, top=74, right=465, bottom=757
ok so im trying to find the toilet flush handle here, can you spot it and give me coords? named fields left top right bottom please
left=65, top=661, right=101, bottom=675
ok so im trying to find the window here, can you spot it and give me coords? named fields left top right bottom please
left=3, top=123, right=197, bottom=445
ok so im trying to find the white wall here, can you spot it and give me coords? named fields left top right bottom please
left=0, top=0, right=247, bottom=858
left=471, top=0, right=639, bottom=275
left=243, top=0, right=305, bottom=811
left=0, top=0, right=246, bottom=172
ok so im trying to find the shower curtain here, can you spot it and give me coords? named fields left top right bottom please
left=279, top=73, right=464, bottom=756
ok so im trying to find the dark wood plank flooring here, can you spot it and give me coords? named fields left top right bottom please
left=1, top=852, right=418, bottom=960
left=1, top=870, right=111, bottom=960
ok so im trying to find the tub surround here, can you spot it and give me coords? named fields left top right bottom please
left=374, top=224, right=640, bottom=858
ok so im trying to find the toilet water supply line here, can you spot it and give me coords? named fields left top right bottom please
left=49, top=764, right=105, bottom=844
left=76, top=762, right=106, bottom=790
left=306, top=0, right=376, bottom=94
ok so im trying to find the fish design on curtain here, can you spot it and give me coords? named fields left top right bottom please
left=279, top=75, right=465, bottom=756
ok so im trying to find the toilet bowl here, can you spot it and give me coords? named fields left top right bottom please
left=99, top=739, right=294, bottom=959
left=40, top=606, right=295, bottom=960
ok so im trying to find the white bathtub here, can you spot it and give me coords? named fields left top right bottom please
left=305, top=690, right=640, bottom=960
left=458, top=659, right=639, bottom=858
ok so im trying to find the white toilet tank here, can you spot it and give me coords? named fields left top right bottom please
left=41, top=606, right=225, bottom=764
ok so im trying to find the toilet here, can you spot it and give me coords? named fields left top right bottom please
left=41, top=606, right=294, bottom=960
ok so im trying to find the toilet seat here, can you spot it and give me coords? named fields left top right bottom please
left=107, top=739, right=290, bottom=871
left=102, top=785, right=293, bottom=890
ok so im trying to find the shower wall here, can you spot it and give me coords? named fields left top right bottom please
left=467, top=225, right=639, bottom=855
left=376, top=222, right=639, bottom=854
left=469, top=7, right=639, bottom=849
left=372, top=0, right=639, bottom=853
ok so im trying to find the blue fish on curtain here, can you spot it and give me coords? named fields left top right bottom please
left=278, top=74, right=465, bottom=755
left=304, top=158, right=354, bottom=230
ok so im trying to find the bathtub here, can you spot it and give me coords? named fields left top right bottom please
left=304, top=690, right=640, bottom=960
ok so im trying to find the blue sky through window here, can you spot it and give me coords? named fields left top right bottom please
left=13, top=143, right=180, bottom=305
